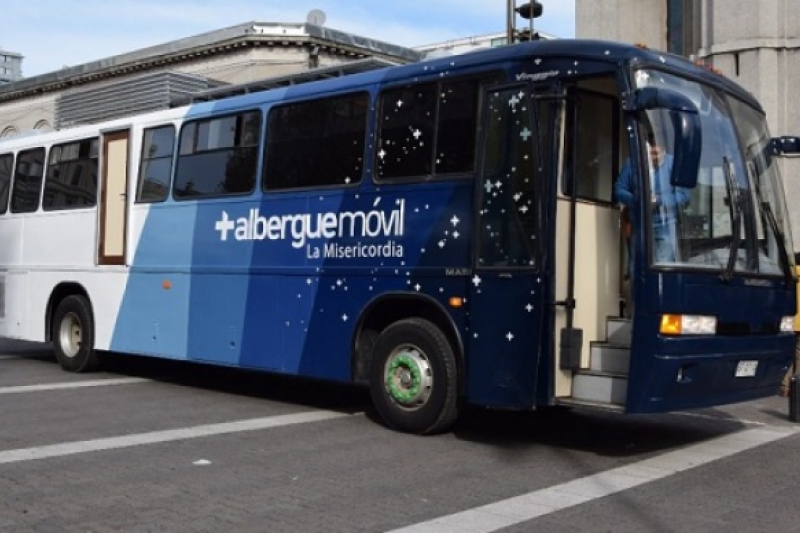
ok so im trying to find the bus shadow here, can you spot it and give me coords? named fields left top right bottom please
left=2, top=342, right=762, bottom=455
left=451, top=406, right=750, bottom=458
left=0, top=339, right=55, bottom=360
left=98, top=352, right=372, bottom=414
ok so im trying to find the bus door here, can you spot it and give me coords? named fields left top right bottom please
left=466, top=84, right=547, bottom=409
left=553, top=78, right=627, bottom=408
left=98, top=129, right=130, bottom=265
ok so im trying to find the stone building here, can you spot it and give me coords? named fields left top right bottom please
left=577, top=0, right=800, bottom=251
left=0, top=47, right=24, bottom=85
left=0, top=22, right=420, bottom=138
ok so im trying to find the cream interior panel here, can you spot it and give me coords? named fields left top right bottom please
left=104, top=138, right=128, bottom=257
left=554, top=198, right=621, bottom=397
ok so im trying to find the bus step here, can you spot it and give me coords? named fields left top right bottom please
left=606, top=317, right=632, bottom=345
left=589, top=342, right=630, bottom=374
left=571, top=371, right=627, bottom=406
left=555, top=397, right=626, bottom=413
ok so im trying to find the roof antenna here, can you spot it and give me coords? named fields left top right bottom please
left=306, top=9, right=327, bottom=26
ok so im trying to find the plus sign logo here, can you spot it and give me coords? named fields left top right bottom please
left=215, top=211, right=235, bottom=241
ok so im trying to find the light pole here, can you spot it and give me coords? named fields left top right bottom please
left=507, top=1, right=543, bottom=44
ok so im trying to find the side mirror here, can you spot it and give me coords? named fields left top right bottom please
left=634, top=87, right=702, bottom=189
left=669, top=110, right=701, bottom=189
left=771, top=136, right=800, bottom=156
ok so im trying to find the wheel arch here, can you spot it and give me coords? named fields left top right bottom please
left=351, top=292, right=465, bottom=391
left=45, top=282, right=91, bottom=342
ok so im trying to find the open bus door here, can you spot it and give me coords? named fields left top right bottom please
left=98, top=129, right=130, bottom=266
left=552, top=79, right=629, bottom=411
left=466, top=84, right=549, bottom=409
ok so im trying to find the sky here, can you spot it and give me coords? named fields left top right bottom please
left=1, top=0, right=575, bottom=78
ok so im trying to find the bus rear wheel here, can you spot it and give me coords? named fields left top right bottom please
left=369, top=318, right=458, bottom=434
left=52, top=295, right=100, bottom=373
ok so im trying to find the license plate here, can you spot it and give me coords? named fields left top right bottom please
left=735, top=360, right=758, bottom=377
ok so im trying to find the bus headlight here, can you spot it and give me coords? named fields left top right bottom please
left=780, top=316, right=795, bottom=333
left=660, top=314, right=717, bottom=335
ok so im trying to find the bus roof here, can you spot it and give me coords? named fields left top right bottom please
left=192, top=39, right=763, bottom=116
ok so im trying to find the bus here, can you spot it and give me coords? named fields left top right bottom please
left=0, top=39, right=797, bottom=434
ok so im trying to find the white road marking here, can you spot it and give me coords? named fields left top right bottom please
left=0, top=410, right=350, bottom=465
left=0, top=377, right=149, bottom=394
left=389, top=425, right=799, bottom=533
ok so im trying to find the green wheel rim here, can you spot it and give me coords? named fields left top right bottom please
left=383, top=346, right=433, bottom=410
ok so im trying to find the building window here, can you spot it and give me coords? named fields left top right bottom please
left=668, top=0, right=701, bottom=57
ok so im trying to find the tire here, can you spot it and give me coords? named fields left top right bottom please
left=369, top=318, right=458, bottom=434
left=52, top=295, right=100, bottom=372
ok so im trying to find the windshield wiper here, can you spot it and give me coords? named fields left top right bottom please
left=750, top=165, right=794, bottom=285
left=720, top=156, right=742, bottom=283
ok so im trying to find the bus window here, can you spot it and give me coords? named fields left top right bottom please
left=174, top=111, right=261, bottom=198
left=377, top=83, right=437, bottom=179
left=563, top=90, right=618, bottom=203
left=10, top=147, right=45, bottom=213
left=264, top=92, right=368, bottom=191
left=377, top=76, right=497, bottom=181
left=436, top=79, right=480, bottom=174
left=43, top=138, right=98, bottom=210
left=477, top=86, right=539, bottom=268
left=0, top=153, right=12, bottom=214
left=137, top=125, right=175, bottom=203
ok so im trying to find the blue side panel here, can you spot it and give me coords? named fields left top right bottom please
left=111, top=178, right=473, bottom=382
left=111, top=204, right=202, bottom=358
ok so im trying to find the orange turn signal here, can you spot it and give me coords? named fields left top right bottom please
left=660, top=314, right=682, bottom=335
left=448, top=297, right=464, bottom=308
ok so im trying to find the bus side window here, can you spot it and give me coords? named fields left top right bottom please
left=0, top=153, right=13, bottom=214
left=137, top=125, right=175, bottom=203
left=10, top=147, right=45, bottom=214
left=563, top=89, right=619, bottom=203
left=263, top=92, right=368, bottom=191
left=43, top=137, right=98, bottom=210
left=377, top=83, right=437, bottom=180
left=376, top=77, right=490, bottom=182
left=174, top=111, right=261, bottom=199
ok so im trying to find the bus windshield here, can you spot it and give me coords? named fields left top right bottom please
left=634, top=69, right=795, bottom=277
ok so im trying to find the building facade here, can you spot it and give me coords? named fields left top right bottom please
left=0, top=48, right=23, bottom=86
left=0, top=22, right=420, bottom=138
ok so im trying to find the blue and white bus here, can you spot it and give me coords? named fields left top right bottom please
left=0, top=39, right=797, bottom=434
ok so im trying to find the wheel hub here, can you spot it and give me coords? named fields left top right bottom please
left=58, top=312, right=82, bottom=358
left=384, top=347, right=433, bottom=410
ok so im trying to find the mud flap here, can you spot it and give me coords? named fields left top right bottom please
left=559, top=327, right=583, bottom=370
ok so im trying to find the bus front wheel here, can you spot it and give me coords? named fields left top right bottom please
left=369, top=318, right=458, bottom=434
left=52, top=295, right=100, bottom=373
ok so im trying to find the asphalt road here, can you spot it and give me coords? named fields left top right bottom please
left=1, top=338, right=799, bottom=533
